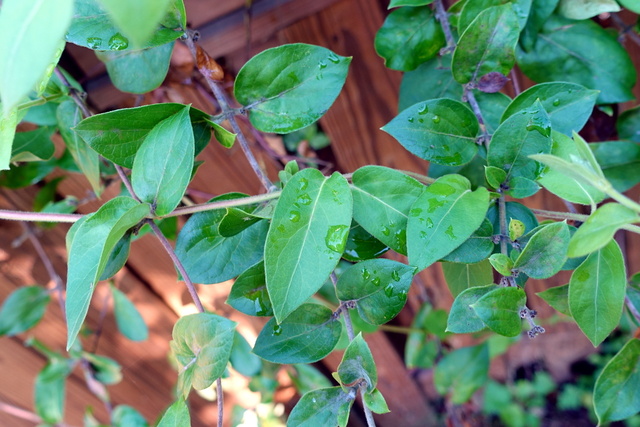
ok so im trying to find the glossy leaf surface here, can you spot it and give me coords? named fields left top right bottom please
left=265, top=169, right=352, bottom=322
left=336, top=259, right=415, bottom=325
left=287, top=387, right=355, bottom=427
left=351, top=166, right=424, bottom=254
left=407, top=174, right=489, bottom=271
left=512, top=221, right=569, bottom=279
left=111, top=285, right=148, bottom=341
left=342, top=222, right=389, bottom=262
left=569, top=240, right=626, bottom=346
left=98, top=0, right=174, bottom=48
left=471, top=287, right=525, bottom=337
left=234, top=44, right=350, bottom=133
left=383, top=99, right=479, bottom=166
left=253, top=304, right=341, bottom=364
left=0, top=286, right=50, bottom=336
left=226, top=262, right=273, bottom=317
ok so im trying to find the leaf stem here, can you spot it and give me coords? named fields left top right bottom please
left=217, top=377, right=224, bottom=427
left=434, top=0, right=456, bottom=53
left=54, top=68, right=92, bottom=118
left=0, top=209, right=82, bottom=223
left=0, top=401, right=44, bottom=425
left=621, top=224, right=640, bottom=235
left=160, top=191, right=281, bottom=218
left=529, top=208, right=590, bottom=222
left=498, top=196, right=508, bottom=255
left=625, top=296, right=640, bottom=325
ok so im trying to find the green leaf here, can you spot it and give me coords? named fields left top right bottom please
left=226, top=262, right=273, bottom=317
left=537, top=131, right=606, bottom=206
left=35, top=359, right=71, bottom=424
left=407, top=174, right=490, bottom=271
left=398, top=55, right=462, bottom=112
left=211, top=122, right=236, bottom=148
left=351, top=166, right=425, bottom=254
left=218, top=205, right=262, bottom=237
left=374, top=6, right=444, bottom=71
left=442, top=219, right=494, bottom=264
left=558, top=0, right=620, bottom=19
left=131, top=105, right=193, bottom=216
left=389, top=0, right=435, bottom=7
left=111, top=285, right=148, bottom=342
left=537, top=284, right=571, bottom=316
left=98, top=0, right=174, bottom=48
left=66, top=197, right=150, bottom=349
left=174, top=194, right=269, bottom=285
left=156, top=400, right=190, bottom=427
left=336, top=333, right=377, bottom=392
left=512, top=221, right=569, bottom=279
left=474, top=91, right=512, bottom=134
left=0, top=157, right=57, bottom=188
left=619, top=0, right=640, bottom=12
left=253, top=303, right=341, bottom=364
left=11, top=127, right=55, bottom=162
left=501, top=83, right=598, bottom=135
left=67, top=0, right=181, bottom=51
left=289, top=364, right=333, bottom=396
left=568, top=203, right=640, bottom=258
left=383, top=99, right=479, bottom=166
left=234, top=44, right=351, bottom=133
left=342, top=222, right=389, bottom=262
left=405, top=303, right=439, bottom=368
left=0, top=0, right=73, bottom=112
left=594, top=339, right=640, bottom=424
left=0, top=286, right=50, bottom=336
left=162, top=0, right=187, bottom=29
left=447, top=284, right=498, bottom=333
left=0, top=107, right=18, bottom=170
left=569, top=240, right=626, bottom=346
left=336, top=259, right=415, bottom=325
left=471, top=287, right=525, bottom=337
left=516, top=14, right=636, bottom=104
left=99, top=233, right=131, bottom=280
left=489, top=253, right=514, bottom=276
left=509, top=219, right=525, bottom=241
left=75, top=103, right=211, bottom=168
left=96, top=42, right=174, bottom=94
left=618, top=105, right=640, bottom=143
left=169, top=312, right=236, bottom=398
left=229, top=331, right=262, bottom=377
left=442, top=259, right=494, bottom=298
left=488, top=100, right=551, bottom=182
left=83, top=352, right=122, bottom=385
left=287, top=387, right=355, bottom=427
left=364, top=388, right=390, bottom=414
left=265, top=169, right=352, bottom=322
left=458, top=0, right=531, bottom=34
left=57, top=100, right=102, bottom=195
left=434, top=344, right=489, bottom=404
left=111, top=405, right=148, bottom=427
left=452, top=4, right=520, bottom=84
left=485, top=165, right=507, bottom=190
left=591, top=141, right=640, bottom=193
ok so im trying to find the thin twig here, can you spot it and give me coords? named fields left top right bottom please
left=0, top=401, right=43, bottom=424
left=162, top=191, right=281, bottom=218
left=625, top=296, right=640, bottom=325
left=0, top=209, right=82, bottom=223
left=434, top=0, right=456, bottom=53
left=115, top=165, right=142, bottom=203
left=611, top=13, right=640, bottom=48
left=509, top=69, right=521, bottom=96
left=530, top=208, right=590, bottom=222
left=498, top=196, right=508, bottom=255
left=464, top=88, right=489, bottom=143
left=54, top=68, right=92, bottom=118
left=216, top=378, right=224, bottom=427
left=146, top=219, right=205, bottom=313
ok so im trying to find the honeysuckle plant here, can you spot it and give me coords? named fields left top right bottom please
left=2, top=0, right=640, bottom=425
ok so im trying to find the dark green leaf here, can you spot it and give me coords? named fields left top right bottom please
left=487, top=100, right=551, bottom=182
left=287, top=387, right=355, bottom=427
left=175, top=194, right=268, bottom=285
left=428, top=151, right=489, bottom=190
left=337, top=333, right=377, bottom=392
left=96, top=42, right=174, bottom=94
left=389, top=0, right=435, bottom=7
left=434, top=344, right=489, bottom=404
left=618, top=105, right=640, bottom=142
left=537, top=284, right=571, bottom=316
left=253, top=304, right=341, bottom=364
left=519, top=0, right=558, bottom=52
left=591, top=141, right=640, bottom=193
left=0, top=286, right=49, bottom=336
left=512, top=221, right=569, bottom=279
left=66, top=197, right=149, bottom=349
left=398, top=55, right=462, bottom=112
left=131, top=105, right=193, bottom=216
left=501, top=82, right=598, bottom=135
left=98, top=0, right=174, bottom=48
left=11, top=126, right=55, bottom=162
left=169, top=312, right=236, bottom=398
left=230, top=331, right=262, bottom=377
left=452, top=4, right=520, bottom=84
left=111, top=285, right=148, bottom=341
left=83, top=352, right=122, bottom=385
left=75, top=103, right=211, bottom=168
left=407, top=174, right=490, bottom=271
left=234, top=44, right=350, bottom=133
left=336, top=259, right=415, bottom=325
left=351, top=166, right=425, bottom=254
left=364, top=388, right=390, bottom=414
left=66, top=0, right=181, bottom=51
left=99, top=233, right=131, bottom=280
left=568, top=203, right=640, bottom=258
left=383, top=99, right=479, bottom=166
left=458, top=0, right=531, bottom=34
left=111, top=405, right=148, bottom=427
left=57, top=100, right=101, bottom=195
left=156, top=400, right=190, bottom=427
left=442, top=259, right=494, bottom=298
left=471, top=287, right=525, bottom=337
left=374, top=6, right=445, bottom=71
left=35, top=359, right=71, bottom=424
left=218, top=205, right=262, bottom=237
left=516, top=14, right=636, bottom=104
left=0, top=0, right=72, bottom=112
left=342, top=222, right=389, bottom=262
left=442, top=218, right=494, bottom=263
left=226, top=262, right=273, bottom=317
left=474, top=91, right=512, bottom=135
left=447, top=284, right=498, bottom=333
left=569, top=240, right=626, bottom=346
left=265, top=169, right=352, bottom=322
left=594, top=339, right=640, bottom=424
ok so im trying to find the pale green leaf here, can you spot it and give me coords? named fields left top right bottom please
left=156, top=400, right=190, bottom=427
left=111, top=285, right=148, bottom=342
left=0, top=286, right=50, bottom=336
left=442, top=259, right=494, bottom=298
left=287, top=387, right=355, bottom=427
left=558, top=0, right=620, bottom=20
left=98, top=0, right=174, bottom=48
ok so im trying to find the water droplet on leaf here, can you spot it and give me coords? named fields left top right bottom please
left=325, top=225, right=349, bottom=252
left=372, top=277, right=381, bottom=287
left=289, top=210, right=301, bottom=223
left=445, top=225, right=456, bottom=239
left=432, top=115, right=441, bottom=124
left=86, top=37, right=102, bottom=49
left=391, top=270, right=401, bottom=281
left=272, top=325, right=283, bottom=336
left=362, top=268, right=371, bottom=280
left=108, top=33, right=129, bottom=50
left=318, top=61, right=327, bottom=69
left=418, top=104, right=429, bottom=115
left=381, top=226, right=391, bottom=236
left=298, top=178, right=309, bottom=191
left=327, top=53, right=340, bottom=64
left=408, top=117, right=415, bottom=123
left=297, top=193, right=312, bottom=205
left=552, top=98, right=561, bottom=107
left=384, top=285, right=394, bottom=297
